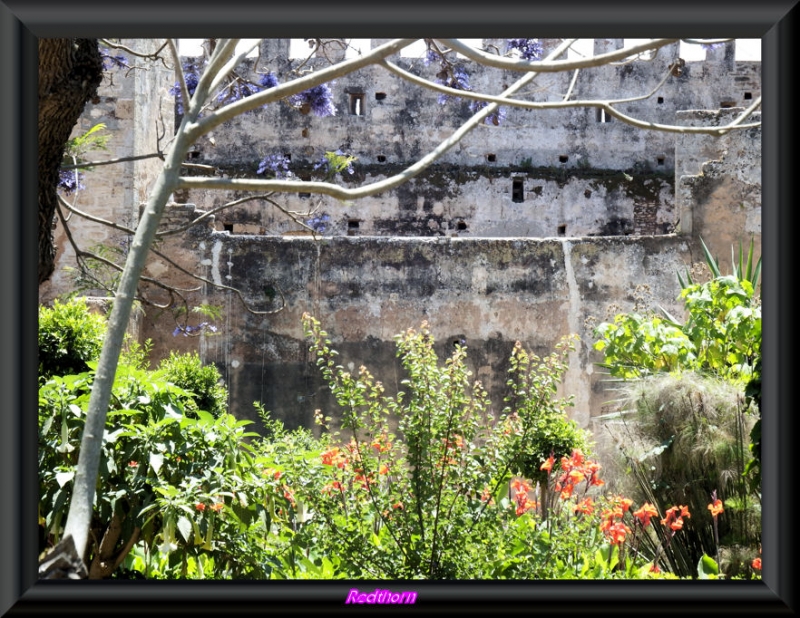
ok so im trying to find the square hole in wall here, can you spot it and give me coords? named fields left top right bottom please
left=720, top=101, right=736, bottom=109
left=299, top=192, right=311, bottom=199
left=349, top=92, right=365, bottom=115
left=347, top=219, right=360, bottom=235
left=375, top=92, right=387, bottom=101
left=377, top=155, right=386, bottom=163
left=559, top=155, right=569, bottom=163
left=487, top=153, right=496, bottom=162
left=456, top=220, right=468, bottom=231
left=512, top=178, right=524, bottom=203
left=744, top=92, right=753, bottom=100
left=657, top=96, right=664, bottom=104
left=656, top=156, right=665, bottom=166
left=223, top=223, right=234, bottom=232
left=558, top=224, right=566, bottom=236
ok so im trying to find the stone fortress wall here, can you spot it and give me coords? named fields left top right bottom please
left=39, top=39, right=762, bottom=448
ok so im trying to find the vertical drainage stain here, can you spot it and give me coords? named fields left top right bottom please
left=561, top=239, right=590, bottom=427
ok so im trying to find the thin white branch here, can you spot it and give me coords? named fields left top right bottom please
left=381, top=59, right=760, bottom=136
left=185, top=39, right=419, bottom=141
left=437, top=38, right=680, bottom=73
left=178, top=40, right=578, bottom=200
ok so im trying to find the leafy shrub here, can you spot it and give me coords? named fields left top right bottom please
left=273, top=314, right=591, bottom=579
left=38, top=297, right=107, bottom=381
left=157, top=351, right=228, bottom=418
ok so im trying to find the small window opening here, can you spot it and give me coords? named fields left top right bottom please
left=559, top=155, right=569, bottom=164
left=456, top=220, right=468, bottom=231
left=657, top=96, right=664, bottom=104
left=487, top=153, right=497, bottom=162
left=512, top=178, right=525, bottom=203
left=656, top=156, right=665, bottom=166
left=349, top=93, right=365, bottom=115
left=188, top=150, right=201, bottom=160
left=584, top=189, right=592, bottom=198
left=223, top=223, right=234, bottom=232
left=720, top=101, right=736, bottom=109
left=377, top=155, right=386, bottom=163
left=596, top=108, right=612, bottom=123
left=347, top=219, right=360, bottom=235
left=557, top=224, right=567, bottom=236
left=452, top=337, right=466, bottom=348
left=375, top=92, right=387, bottom=101
left=744, top=92, right=753, bottom=100
left=299, top=192, right=311, bottom=199
left=301, top=128, right=309, bottom=138
left=284, top=153, right=292, bottom=162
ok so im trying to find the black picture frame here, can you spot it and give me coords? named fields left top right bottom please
left=3, top=1, right=796, bottom=614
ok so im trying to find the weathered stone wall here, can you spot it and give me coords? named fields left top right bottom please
left=39, top=39, right=762, bottom=448
left=178, top=39, right=758, bottom=240
left=39, top=39, right=175, bottom=315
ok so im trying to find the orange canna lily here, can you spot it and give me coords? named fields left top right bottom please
left=633, top=502, right=659, bottom=527
left=708, top=499, right=724, bottom=518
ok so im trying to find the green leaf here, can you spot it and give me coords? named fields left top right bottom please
left=55, top=471, right=74, bottom=487
left=149, top=452, right=164, bottom=475
left=697, top=554, right=719, bottom=579
left=176, top=516, right=193, bottom=543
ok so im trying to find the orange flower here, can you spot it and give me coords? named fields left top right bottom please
left=569, top=449, right=585, bottom=467
left=649, top=563, right=661, bottom=574
left=392, top=501, right=404, bottom=510
left=574, top=497, right=594, bottom=515
left=708, top=499, right=724, bottom=518
left=195, top=502, right=206, bottom=512
left=540, top=454, right=555, bottom=473
left=321, top=447, right=348, bottom=469
left=752, top=557, right=762, bottom=570
left=633, top=502, right=659, bottom=527
left=128, top=461, right=138, bottom=467
left=661, top=505, right=690, bottom=531
left=604, top=521, right=630, bottom=546
left=210, top=501, right=224, bottom=512
left=567, top=469, right=586, bottom=485
left=480, top=486, right=495, bottom=505
left=379, top=464, right=390, bottom=475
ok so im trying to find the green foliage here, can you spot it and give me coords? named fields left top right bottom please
left=38, top=354, right=285, bottom=579
left=285, top=314, right=591, bottom=578
left=38, top=297, right=107, bottom=381
left=504, top=336, right=590, bottom=487
left=156, top=351, right=228, bottom=418
left=594, top=274, right=760, bottom=384
left=606, top=373, right=759, bottom=577
left=64, top=122, right=110, bottom=162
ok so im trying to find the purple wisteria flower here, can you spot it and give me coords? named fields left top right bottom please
left=100, top=46, right=129, bottom=70
left=289, top=82, right=337, bottom=117
left=437, top=66, right=471, bottom=105
left=169, top=63, right=201, bottom=116
left=172, top=322, right=219, bottom=337
left=58, top=170, right=85, bottom=194
left=216, top=79, right=261, bottom=106
left=259, top=72, right=279, bottom=89
left=257, top=153, right=292, bottom=178
left=506, top=39, right=543, bottom=61
left=305, top=213, right=330, bottom=233
left=469, top=100, right=507, bottom=126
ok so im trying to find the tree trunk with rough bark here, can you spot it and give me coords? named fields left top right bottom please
left=38, top=38, right=103, bottom=284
